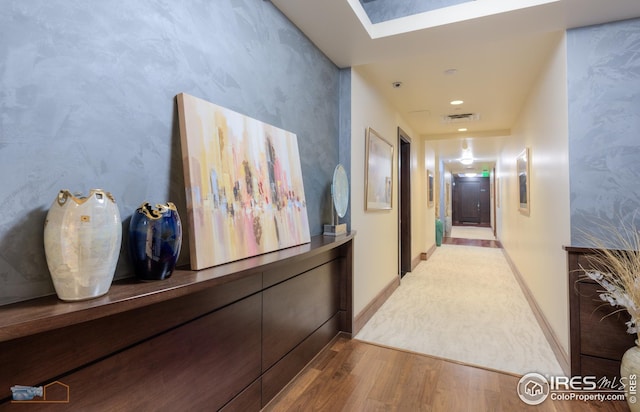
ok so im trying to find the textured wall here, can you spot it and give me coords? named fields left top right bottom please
left=0, top=1, right=340, bottom=305
left=568, top=18, right=640, bottom=248
left=338, top=68, right=352, bottom=229
left=360, top=0, right=473, bottom=24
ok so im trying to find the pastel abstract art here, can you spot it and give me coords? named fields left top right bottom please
left=177, top=93, right=311, bottom=270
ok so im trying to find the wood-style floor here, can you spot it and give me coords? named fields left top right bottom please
left=264, top=336, right=628, bottom=412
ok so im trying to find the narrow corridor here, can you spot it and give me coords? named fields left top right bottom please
left=355, top=227, right=563, bottom=376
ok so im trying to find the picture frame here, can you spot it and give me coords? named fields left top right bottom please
left=445, top=182, right=451, bottom=217
left=517, top=148, right=530, bottom=216
left=427, top=170, right=434, bottom=208
left=365, top=128, right=394, bottom=210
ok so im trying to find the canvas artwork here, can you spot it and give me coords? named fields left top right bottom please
left=176, top=93, right=310, bottom=270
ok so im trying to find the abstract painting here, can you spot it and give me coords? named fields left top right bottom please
left=177, top=93, right=310, bottom=270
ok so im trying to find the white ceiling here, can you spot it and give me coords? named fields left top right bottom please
left=271, top=0, right=640, bottom=172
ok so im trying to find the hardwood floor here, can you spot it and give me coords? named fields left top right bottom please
left=264, top=336, right=628, bottom=412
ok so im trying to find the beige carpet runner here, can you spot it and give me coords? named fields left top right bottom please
left=356, top=244, right=563, bottom=376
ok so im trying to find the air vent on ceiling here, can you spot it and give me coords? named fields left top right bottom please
left=441, top=113, right=480, bottom=123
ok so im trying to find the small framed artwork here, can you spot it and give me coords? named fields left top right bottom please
left=445, top=182, right=451, bottom=217
left=517, top=148, right=530, bottom=216
left=365, top=128, right=394, bottom=210
left=427, top=170, right=434, bottom=208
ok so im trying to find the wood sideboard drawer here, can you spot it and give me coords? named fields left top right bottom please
left=578, top=281, right=635, bottom=360
left=262, top=258, right=341, bottom=371
left=580, top=355, right=624, bottom=381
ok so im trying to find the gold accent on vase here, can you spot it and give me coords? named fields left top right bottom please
left=56, top=190, right=71, bottom=206
left=137, top=202, right=178, bottom=220
left=104, top=191, right=117, bottom=204
left=55, top=189, right=117, bottom=207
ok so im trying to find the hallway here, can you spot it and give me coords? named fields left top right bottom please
left=355, top=227, right=563, bottom=376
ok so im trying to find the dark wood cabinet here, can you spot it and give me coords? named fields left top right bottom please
left=0, top=234, right=354, bottom=410
left=566, top=246, right=636, bottom=379
left=263, top=258, right=341, bottom=370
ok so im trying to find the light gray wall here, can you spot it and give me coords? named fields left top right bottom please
left=339, top=68, right=352, bottom=229
left=360, top=0, right=473, bottom=24
left=568, top=18, right=640, bottom=248
left=0, top=1, right=341, bottom=305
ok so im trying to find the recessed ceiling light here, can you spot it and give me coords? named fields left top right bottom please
left=444, top=68, right=457, bottom=75
left=450, top=100, right=464, bottom=105
left=458, top=128, right=467, bottom=132
left=392, top=81, right=403, bottom=88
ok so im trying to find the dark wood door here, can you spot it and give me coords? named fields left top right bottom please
left=453, top=176, right=491, bottom=225
left=460, top=181, right=480, bottom=223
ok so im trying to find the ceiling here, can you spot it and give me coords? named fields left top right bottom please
left=271, top=0, right=640, bottom=172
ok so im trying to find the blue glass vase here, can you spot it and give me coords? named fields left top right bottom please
left=128, top=202, right=182, bottom=281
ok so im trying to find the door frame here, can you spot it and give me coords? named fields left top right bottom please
left=398, top=128, right=411, bottom=277
left=492, top=168, right=497, bottom=237
left=452, top=175, right=491, bottom=226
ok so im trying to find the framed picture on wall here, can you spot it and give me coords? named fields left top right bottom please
left=427, top=170, right=434, bottom=208
left=445, top=182, right=451, bottom=217
left=365, top=127, right=394, bottom=210
left=517, top=148, right=530, bottom=216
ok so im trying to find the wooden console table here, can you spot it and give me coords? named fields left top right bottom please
left=0, top=233, right=354, bottom=410
left=565, top=246, right=635, bottom=379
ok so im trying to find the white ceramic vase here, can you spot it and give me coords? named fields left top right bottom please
left=621, top=345, right=640, bottom=412
left=44, top=189, right=122, bottom=301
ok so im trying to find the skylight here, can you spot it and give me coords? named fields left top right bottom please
left=359, top=0, right=475, bottom=24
